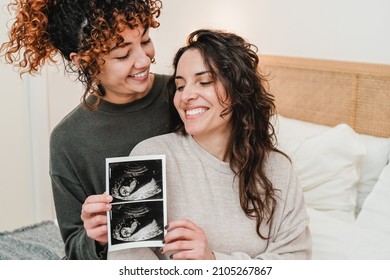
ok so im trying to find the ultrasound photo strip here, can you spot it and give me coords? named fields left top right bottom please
left=105, top=155, right=167, bottom=252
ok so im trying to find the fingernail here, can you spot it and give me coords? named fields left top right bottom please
left=164, top=224, right=169, bottom=230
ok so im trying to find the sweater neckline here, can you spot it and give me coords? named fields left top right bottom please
left=88, top=73, right=164, bottom=114
left=185, top=135, right=232, bottom=174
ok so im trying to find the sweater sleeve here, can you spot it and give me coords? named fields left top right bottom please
left=214, top=165, right=312, bottom=260
left=50, top=127, right=106, bottom=260
left=51, top=174, right=107, bottom=260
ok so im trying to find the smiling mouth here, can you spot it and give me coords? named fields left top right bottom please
left=185, top=108, right=208, bottom=116
left=129, top=70, right=148, bottom=78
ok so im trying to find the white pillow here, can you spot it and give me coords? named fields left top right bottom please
left=274, top=115, right=390, bottom=218
left=355, top=134, right=390, bottom=215
left=355, top=155, right=390, bottom=233
left=274, top=115, right=330, bottom=148
left=276, top=119, right=365, bottom=221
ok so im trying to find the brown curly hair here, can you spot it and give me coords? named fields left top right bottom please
left=0, top=0, right=162, bottom=110
left=167, top=29, right=289, bottom=239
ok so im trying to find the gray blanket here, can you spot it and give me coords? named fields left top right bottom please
left=0, top=220, right=65, bottom=260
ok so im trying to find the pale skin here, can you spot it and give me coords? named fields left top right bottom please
left=161, top=49, right=232, bottom=260
left=78, top=23, right=156, bottom=246
left=162, top=219, right=215, bottom=260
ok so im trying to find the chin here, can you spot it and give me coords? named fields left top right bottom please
left=184, top=128, right=203, bottom=137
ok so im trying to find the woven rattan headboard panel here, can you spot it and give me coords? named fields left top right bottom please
left=260, top=55, right=390, bottom=137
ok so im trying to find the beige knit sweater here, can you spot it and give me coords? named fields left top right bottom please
left=108, top=133, right=311, bottom=260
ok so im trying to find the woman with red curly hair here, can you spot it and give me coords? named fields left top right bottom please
left=0, top=0, right=170, bottom=259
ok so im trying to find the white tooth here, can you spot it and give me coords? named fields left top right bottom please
left=131, top=71, right=147, bottom=78
left=186, top=108, right=207, bottom=116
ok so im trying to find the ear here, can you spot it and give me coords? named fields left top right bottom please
left=70, top=52, right=81, bottom=66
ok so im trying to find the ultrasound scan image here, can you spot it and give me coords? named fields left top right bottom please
left=109, top=159, right=163, bottom=202
left=110, top=201, right=164, bottom=245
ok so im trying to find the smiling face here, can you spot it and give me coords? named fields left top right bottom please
left=96, top=25, right=155, bottom=104
left=173, top=49, right=232, bottom=144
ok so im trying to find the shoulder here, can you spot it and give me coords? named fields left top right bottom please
left=131, top=133, right=182, bottom=156
left=266, top=151, right=292, bottom=170
left=152, top=73, right=170, bottom=88
left=265, top=151, right=297, bottom=190
left=146, top=74, right=170, bottom=106
left=50, top=104, right=89, bottom=146
left=154, top=73, right=170, bottom=82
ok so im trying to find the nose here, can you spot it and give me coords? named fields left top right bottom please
left=180, top=84, right=198, bottom=103
left=133, top=48, right=151, bottom=69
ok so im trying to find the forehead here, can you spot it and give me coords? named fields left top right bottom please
left=177, top=49, right=208, bottom=73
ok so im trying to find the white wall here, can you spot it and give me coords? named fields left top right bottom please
left=0, top=62, right=36, bottom=231
left=151, top=0, right=390, bottom=75
left=0, top=3, right=46, bottom=230
left=1, top=0, right=389, bottom=231
left=0, top=1, right=80, bottom=231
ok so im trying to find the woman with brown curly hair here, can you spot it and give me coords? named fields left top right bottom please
left=0, top=0, right=171, bottom=259
left=122, top=29, right=312, bottom=260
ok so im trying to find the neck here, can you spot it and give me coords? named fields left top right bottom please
left=192, top=131, right=231, bottom=162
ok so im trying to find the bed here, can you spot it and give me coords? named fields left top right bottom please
left=0, top=220, right=65, bottom=260
left=261, top=55, right=390, bottom=259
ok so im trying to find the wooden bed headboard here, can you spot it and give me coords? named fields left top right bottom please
left=260, top=55, right=390, bottom=138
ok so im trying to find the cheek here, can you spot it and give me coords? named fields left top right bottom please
left=173, top=93, right=180, bottom=109
left=145, top=44, right=156, bottom=59
left=99, top=62, right=119, bottom=78
left=98, top=70, right=118, bottom=84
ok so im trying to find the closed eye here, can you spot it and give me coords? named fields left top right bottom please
left=116, top=53, right=130, bottom=60
left=141, top=38, right=152, bottom=46
left=176, top=85, right=185, bottom=92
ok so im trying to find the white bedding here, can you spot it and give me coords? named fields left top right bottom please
left=308, top=208, right=390, bottom=259
left=274, top=115, right=390, bottom=259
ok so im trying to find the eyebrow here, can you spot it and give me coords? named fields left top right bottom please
left=175, top=71, right=211, bottom=81
left=111, top=42, right=131, bottom=51
left=110, top=27, right=149, bottom=51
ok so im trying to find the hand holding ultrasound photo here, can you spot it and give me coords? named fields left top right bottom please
left=106, top=155, right=167, bottom=252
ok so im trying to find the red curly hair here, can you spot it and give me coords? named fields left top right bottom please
left=0, top=0, right=162, bottom=110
